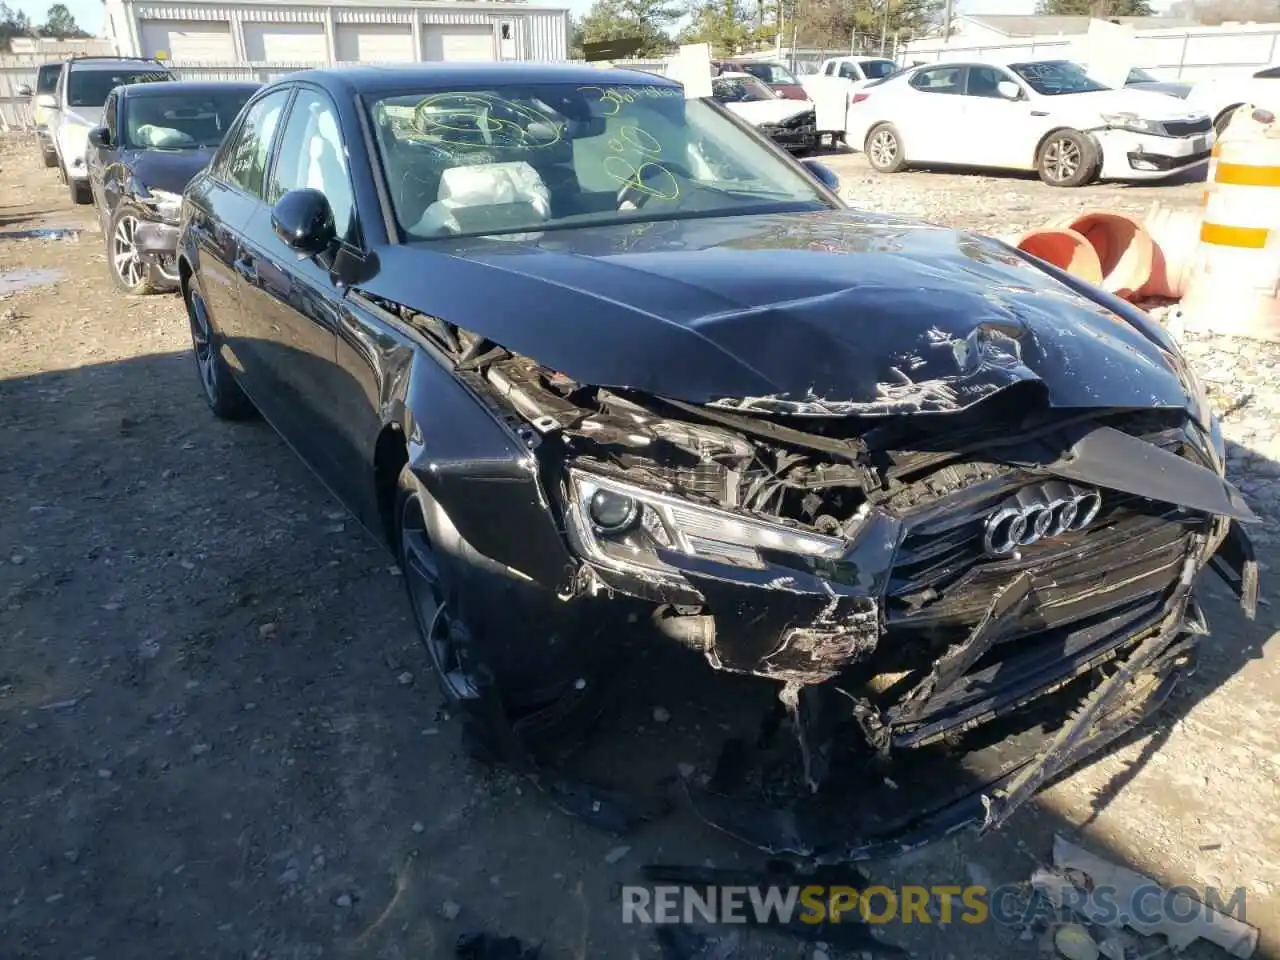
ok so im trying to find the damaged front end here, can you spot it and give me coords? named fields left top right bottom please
left=384, top=299, right=1260, bottom=859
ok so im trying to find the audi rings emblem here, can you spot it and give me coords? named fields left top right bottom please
left=982, top=481, right=1102, bottom=557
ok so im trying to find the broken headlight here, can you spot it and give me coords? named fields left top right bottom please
left=566, top=468, right=845, bottom=575
left=1100, top=112, right=1159, bottom=134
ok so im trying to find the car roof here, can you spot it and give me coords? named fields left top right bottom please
left=271, top=61, right=681, bottom=96
left=67, top=57, right=167, bottom=72
left=120, top=80, right=259, bottom=97
left=716, top=72, right=759, bottom=80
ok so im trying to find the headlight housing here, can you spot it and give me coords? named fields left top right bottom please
left=1100, top=112, right=1159, bottom=134
left=565, top=468, right=845, bottom=577
left=138, top=186, right=183, bottom=223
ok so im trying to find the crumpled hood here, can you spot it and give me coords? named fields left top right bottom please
left=127, top=146, right=216, bottom=195
left=367, top=209, right=1194, bottom=416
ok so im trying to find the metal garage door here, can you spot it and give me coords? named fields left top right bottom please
left=334, top=24, right=413, bottom=63
left=138, top=20, right=234, bottom=62
left=422, top=25, right=495, bottom=62
left=242, top=23, right=326, bottom=62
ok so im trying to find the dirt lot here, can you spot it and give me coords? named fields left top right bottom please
left=1, top=135, right=1278, bottom=960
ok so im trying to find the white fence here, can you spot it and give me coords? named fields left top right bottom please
left=0, top=54, right=673, bottom=130
left=903, top=23, right=1280, bottom=80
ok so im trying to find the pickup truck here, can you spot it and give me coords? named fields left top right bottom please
left=799, top=55, right=900, bottom=145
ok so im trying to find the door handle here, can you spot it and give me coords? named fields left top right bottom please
left=233, top=255, right=258, bottom=284
left=1031, top=110, right=1049, bottom=117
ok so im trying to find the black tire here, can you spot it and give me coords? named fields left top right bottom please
left=1214, top=104, right=1244, bottom=136
left=1037, top=129, right=1099, bottom=187
left=106, top=206, right=158, bottom=295
left=41, top=147, right=58, bottom=169
left=394, top=466, right=578, bottom=715
left=68, top=178, right=92, bottom=205
left=865, top=123, right=907, bottom=173
left=183, top=272, right=256, bottom=421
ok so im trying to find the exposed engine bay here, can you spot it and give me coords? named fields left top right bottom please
left=380, top=297, right=1261, bottom=859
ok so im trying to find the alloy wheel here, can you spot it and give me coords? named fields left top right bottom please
left=186, top=287, right=219, bottom=404
left=112, top=215, right=145, bottom=289
left=400, top=497, right=478, bottom=702
left=869, top=130, right=897, bottom=168
left=1042, top=137, right=1080, bottom=183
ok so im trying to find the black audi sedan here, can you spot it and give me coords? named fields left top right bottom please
left=86, top=80, right=260, bottom=294
left=176, top=63, right=1258, bottom=858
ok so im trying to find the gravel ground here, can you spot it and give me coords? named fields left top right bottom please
left=1, top=136, right=1277, bottom=960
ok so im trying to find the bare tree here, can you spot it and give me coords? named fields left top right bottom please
left=1168, top=0, right=1280, bottom=21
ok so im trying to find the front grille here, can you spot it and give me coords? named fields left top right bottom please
left=781, top=110, right=817, bottom=129
left=883, top=426, right=1204, bottom=646
left=1162, top=117, right=1212, bottom=137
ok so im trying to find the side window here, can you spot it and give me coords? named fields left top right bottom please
left=104, top=93, right=118, bottom=140
left=823, top=61, right=835, bottom=76
left=224, top=89, right=291, bottom=198
left=966, top=66, right=1009, bottom=98
left=838, top=62, right=858, bottom=80
left=909, top=66, right=964, bottom=94
left=267, top=89, right=356, bottom=244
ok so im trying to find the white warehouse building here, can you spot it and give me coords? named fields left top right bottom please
left=101, top=0, right=570, bottom=65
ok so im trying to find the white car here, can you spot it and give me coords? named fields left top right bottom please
left=847, top=58, right=1215, bottom=187
left=1185, top=64, right=1280, bottom=133
left=711, top=73, right=817, bottom=153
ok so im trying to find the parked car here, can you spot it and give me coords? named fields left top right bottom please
left=713, top=59, right=810, bottom=101
left=1185, top=64, right=1280, bottom=133
left=711, top=73, right=817, bottom=153
left=86, top=80, right=261, bottom=294
left=848, top=58, right=1215, bottom=186
left=40, top=56, right=174, bottom=205
left=176, top=62, right=1256, bottom=855
left=1123, top=66, right=1192, bottom=99
left=15, top=61, right=65, bottom=168
left=801, top=55, right=902, bottom=146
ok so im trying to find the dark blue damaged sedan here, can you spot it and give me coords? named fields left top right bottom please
left=174, top=62, right=1260, bottom=860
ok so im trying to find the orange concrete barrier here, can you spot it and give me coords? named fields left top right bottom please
left=1016, top=227, right=1104, bottom=285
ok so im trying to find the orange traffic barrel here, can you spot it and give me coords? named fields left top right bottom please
left=1181, top=137, right=1280, bottom=342
left=1049, top=211, right=1154, bottom=299
left=1141, top=203, right=1201, bottom=299
left=1016, top=227, right=1104, bottom=285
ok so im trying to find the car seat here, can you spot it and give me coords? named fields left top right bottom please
left=412, top=161, right=551, bottom=237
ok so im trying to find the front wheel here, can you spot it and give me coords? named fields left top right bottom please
left=107, top=207, right=158, bottom=295
left=865, top=124, right=907, bottom=173
left=1037, top=130, right=1099, bottom=187
left=68, top=178, right=92, bottom=205
left=184, top=273, right=256, bottom=420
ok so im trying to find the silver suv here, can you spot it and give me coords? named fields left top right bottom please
left=41, top=57, right=174, bottom=204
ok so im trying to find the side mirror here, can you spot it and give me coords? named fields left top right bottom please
left=272, top=188, right=336, bottom=256
left=36, top=93, right=58, bottom=110
left=800, top=158, right=840, bottom=192
left=16, top=84, right=32, bottom=98
left=997, top=80, right=1022, bottom=101
left=88, top=126, right=111, bottom=148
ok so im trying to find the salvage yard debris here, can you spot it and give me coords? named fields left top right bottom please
left=1032, top=834, right=1259, bottom=958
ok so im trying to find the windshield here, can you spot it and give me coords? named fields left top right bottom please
left=368, top=83, right=831, bottom=242
left=861, top=59, right=898, bottom=79
left=124, top=89, right=257, bottom=149
left=713, top=75, right=776, bottom=102
left=37, top=63, right=60, bottom=94
left=1127, top=67, right=1158, bottom=83
left=1009, top=60, right=1109, bottom=95
left=68, top=68, right=171, bottom=108
left=740, top=62, right=799, bottom=85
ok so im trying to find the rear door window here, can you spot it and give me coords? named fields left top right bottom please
left=909, top=66, right=965, bottom=94
left=222, top=89, right=292, bottom=198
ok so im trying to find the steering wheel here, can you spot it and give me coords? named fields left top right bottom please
left=615, top=160, right=692, bottom=211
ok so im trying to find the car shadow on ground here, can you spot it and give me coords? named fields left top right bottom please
left=0, top=348, right=1274, bottom=959
left=861, top=160, right=1211, bottom=189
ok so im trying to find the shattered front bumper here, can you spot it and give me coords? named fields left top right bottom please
left=1096, top=128, right=1214, bottom=179
left=134, top=220, right=180, bottom=284
left=685, top=518, right=1258, bottom=861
